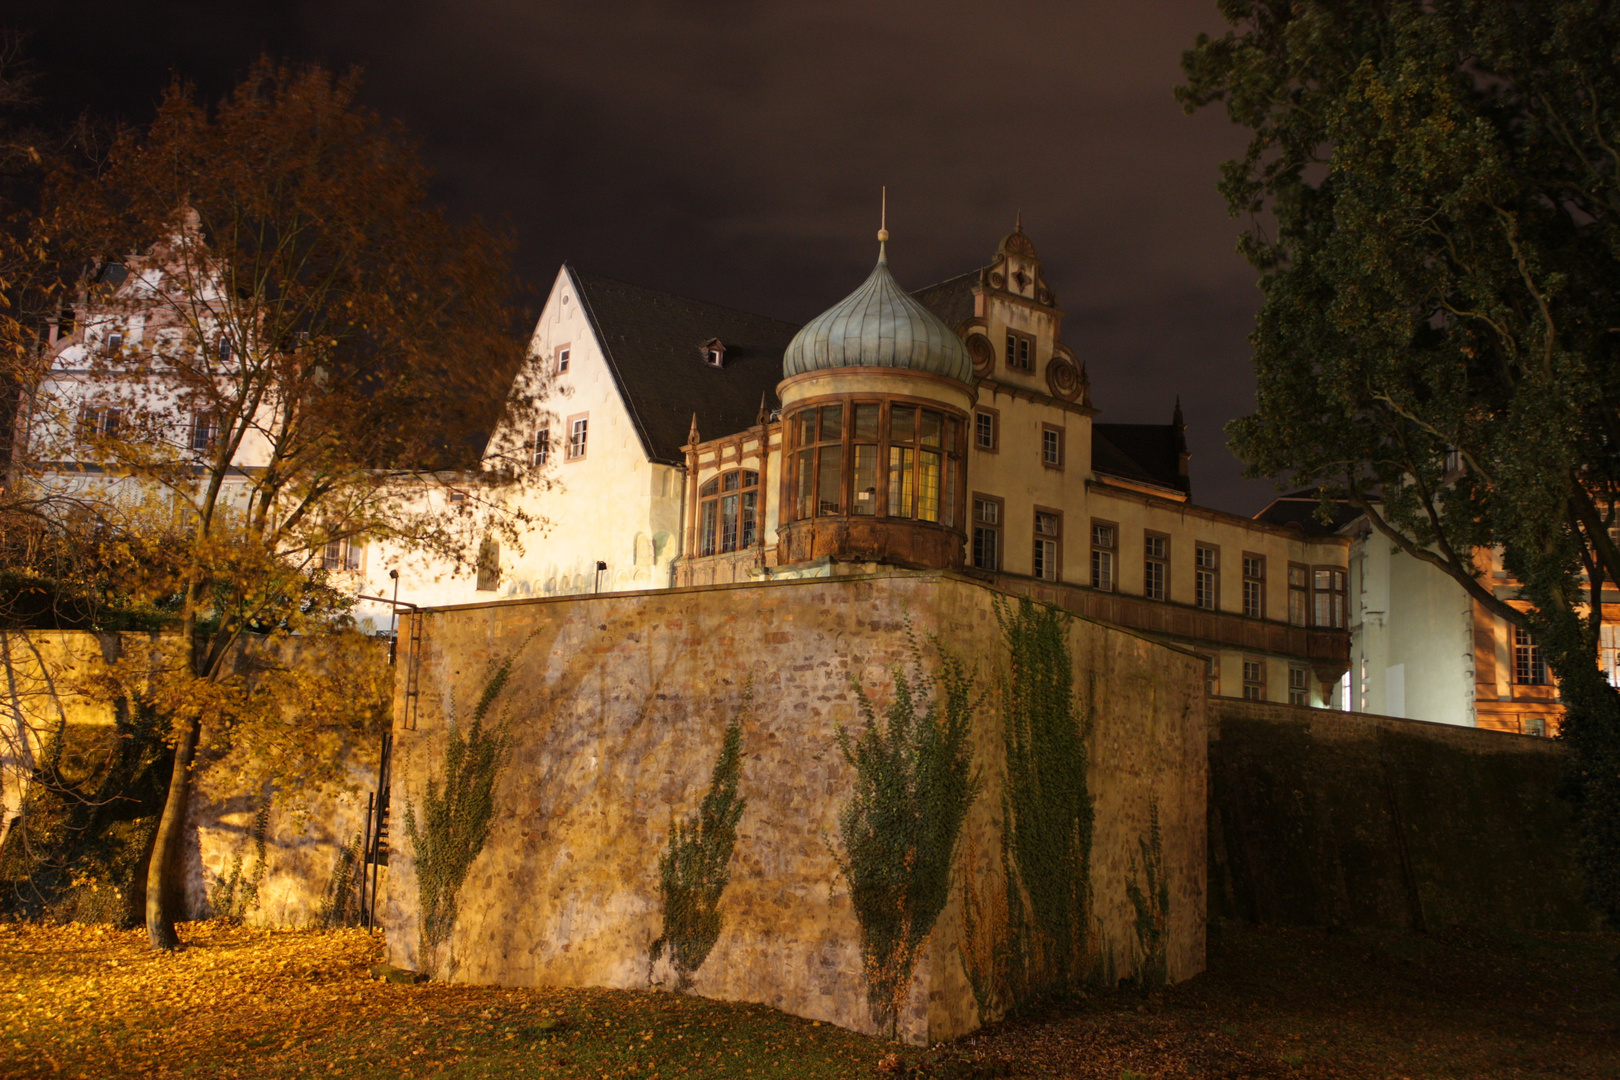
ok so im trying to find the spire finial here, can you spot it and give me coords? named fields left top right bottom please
left=877, top=186, right=889, bottom=259
left=1015, top=209, right=1023, bottom=231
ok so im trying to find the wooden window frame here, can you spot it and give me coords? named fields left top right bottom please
left=1514, top=624, right=1548, bottom=685
left=1312, top=566, right=1347, bottom=629
left=973, top=406, right=1000, bottom=453
left=971, top=492, right=1003, bottom=571
left=782, top=396, right=967, bottom=529
left=1287, top=562, right=1311, bottom=627
left=1198, top=653, right=1219, bottom=697
left=697, top=468, right=762, bottom=557
left=1041, top=422, right=1065, bottom=470
left=1033, top=505, right=1063, bottom=582
left=1143, top=530, right=1169, bottom=601
left=1242, top=657, right=1266, bottom=701
left=1288, top=665, right=1309, bottom=706
left=554, top=342, right=572, bottom=375
left=1195, top=543, right=1219, bottom=611
left=1090, top=518, right=1118, bottom=592
left=565, top=412, right=589, bottom=461
left=1004, top=329, right=1036, bottom=373
left=532, top=425, right=550, bottom=467
left=1241, top=552, right=1266, bottom=620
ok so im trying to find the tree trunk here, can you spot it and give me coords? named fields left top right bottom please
left=146, top=712, right=200, bottom=950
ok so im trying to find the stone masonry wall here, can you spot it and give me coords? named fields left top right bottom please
left=381, top=572, right=1206, bottom=1044
left=1208, top=698, right=1600, bottom=931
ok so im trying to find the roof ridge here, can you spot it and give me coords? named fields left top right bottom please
left=908, top=267, right=983, bottom=297
left=569, top=267, right=800, bottom=331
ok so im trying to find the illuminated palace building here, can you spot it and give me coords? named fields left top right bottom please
left=481, top=220, right=1355, bottom=709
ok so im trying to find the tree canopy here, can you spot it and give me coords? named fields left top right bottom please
left=17, top=59, right=541, bottom=948
left=1180, top=0, right=1620, bottom=923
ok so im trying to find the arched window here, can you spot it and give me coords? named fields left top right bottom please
left=698, top=469, right=759, bottom=556
left=786, top=399, right=963, bottom=528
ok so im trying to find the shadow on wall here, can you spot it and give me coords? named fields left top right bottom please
left=1208, top=699, right=1602, bottom=932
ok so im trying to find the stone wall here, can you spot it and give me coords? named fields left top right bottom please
left=1208, top=698, right=1600, bottom=931
left=0, top=629, right=386, bottom=928
left=380, top=571, right=1206, bottom=1044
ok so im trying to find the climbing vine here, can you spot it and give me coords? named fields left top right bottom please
left=835, top=635, right=980, bottom=1037
left=403, top=648, right=519, bottom=974
left=209, top=803, right=270, bottom=922
left=1126, top=794, right=1170, bottom=991
left=963, top=595, right=1094, bottom=1015
left=317, top=832, right=364, bottom=929
left=650, top=680, right=751, bottom=991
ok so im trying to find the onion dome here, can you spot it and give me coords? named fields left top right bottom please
left=782, top=239, right=973, bottom=384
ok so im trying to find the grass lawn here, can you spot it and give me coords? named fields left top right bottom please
left=1, top=920, right=1616, bottom=1079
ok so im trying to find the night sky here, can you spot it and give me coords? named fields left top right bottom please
left=2, top=0, right=1281, bottom=513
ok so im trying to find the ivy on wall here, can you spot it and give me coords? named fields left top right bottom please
left=1126, top=794, right=1169, bottom=991
left=650, top=680, right=751, bottom=991
left=962, top=596, right=1095, bottom=1016
left=403, top=648, right=519, bottom=975
left=835, top=635, right=981, bottom=1037
left=317, top=832, right=364, bottom=929
left=209, top=803, right=270, bottom=922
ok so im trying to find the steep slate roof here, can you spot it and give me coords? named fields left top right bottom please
left=910, top=270, right=980, bottom=328
left=1092, top=423, right=1190, bottom=495
left=1253, top=490, right=1364, bottom=536
left=569, top=268, right=801, bottom=464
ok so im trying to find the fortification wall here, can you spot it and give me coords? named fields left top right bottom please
left=380, top=572, right=1207, bottom=1045
left=1208, top=698, right=1600, bottom=931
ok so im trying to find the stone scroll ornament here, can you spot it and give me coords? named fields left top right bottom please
left=1045, top=349, right=1087, bottom=403
left=966, top=332, right=996, bottom=379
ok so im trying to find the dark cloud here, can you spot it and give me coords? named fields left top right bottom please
left=4, top=0, right=1283, bottom=512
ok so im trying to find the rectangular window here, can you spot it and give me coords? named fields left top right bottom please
left=1041, top=423, right=1064, bottom=468
left=1288, top=564, right=1309, bottom=627
left=818, top=443, right=844, bottom=515
left=1200, top=654, right=1219, bottom=697
left=106, top=331, right=125, bottom=353
left=191, top=412, right=218, bottom=453
left=1091, top=521, right=1116, bottom=592
left=1514, top=624, right=1548, bottom=685
left=1288, top=666, right=1310, bottom=706
left=972, top=494, right=1002, bottom=571
left=974, top=409, right=998, bottom=451
left=1033, top=509, right=1061, bottom=582
left=79, top=404, right=122, bottom=440
left=888, top=446, right=915, bottom=518
left=1242, top=555, right=1265, bottom=619
left=1242, top=659, right=1266, bottom=701
left=556, top=345, right=571, bottom=374
left=1313, top=568, right=1346, bottom=628
left=567, top=415, right=588, bottom=460
left=1523, top=716, right=1547, bottom=737
left=1144, top=532, right=1168, bottom=601
left=1195, top=544, right=1219, bottom=611
left=698, top=469, right=760, bottom=556
left=321, top=537, right=362, bottom=572
left=1005, top=330, right=1035, bottom=372
left=532, top=426, right=549, bottom=467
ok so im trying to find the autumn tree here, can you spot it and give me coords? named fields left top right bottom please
left=34, top=60, right=539, bottom=949
left=1179, top=0, right=1620, bottom=922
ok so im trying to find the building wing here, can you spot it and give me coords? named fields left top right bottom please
left=1092, top=423, right=1190, bottom=495
left=569, top=268, right=801, bottom=464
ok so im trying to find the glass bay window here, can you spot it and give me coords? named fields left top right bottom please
left=699, top=469, right=759, bottom=556
left=786, top=398, right=964, bottom=529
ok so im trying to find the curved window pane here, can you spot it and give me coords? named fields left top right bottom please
left=891, top=405, right=915, bottom=445
left=854, top=403, right=880, bottom=440
left=818, top=445, right=843, bottom=514
left=819, top=404, right=843, bottom=442
left=699, top=500, right=718, bottom=557
left=796, top=450, right=816, bottom=518
left=851, top=444, right=877, bottom=515
left=741, top=490, right=758, bottom=546
left=920, top=410, right=942, bottom=448
left=888, top=446, right=914, bottom=517
left=918, top=450, right=942, bottom=522
left=700, top=477, right=719, bottom=497
left=720, top=493, right=740, bottom=553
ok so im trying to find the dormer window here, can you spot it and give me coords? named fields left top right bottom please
left=701, top=338, right=725, bottom=367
